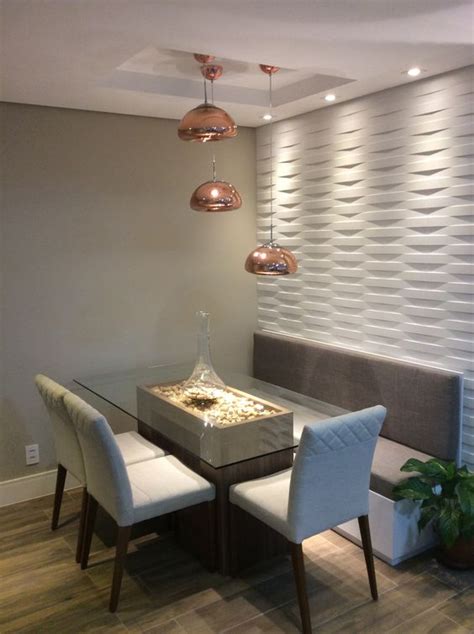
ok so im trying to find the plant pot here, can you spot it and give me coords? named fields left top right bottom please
left=436, top=537, right=474, bottom=570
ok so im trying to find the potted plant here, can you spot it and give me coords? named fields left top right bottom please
left=393, top=458, right=474, bottom=569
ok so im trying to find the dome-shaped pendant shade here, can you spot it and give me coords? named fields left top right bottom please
left=201, top=64, right=223, bottom=81
left=194, top=53, right=215, bottom=63
left=259, top=64, right=280, bottom=75
left=245, top=242, right=298, bottom=275
left=178, top=103, right=237, bottom=142
left=191, top=180, right=242, bottom=212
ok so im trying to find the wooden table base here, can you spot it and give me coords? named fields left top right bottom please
left=93, top=506, right=171, bottom=548
left=138, top=420, right=293, bottom=575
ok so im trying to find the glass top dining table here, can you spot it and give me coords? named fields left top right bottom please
left=74, top=363, right=347, bottom=468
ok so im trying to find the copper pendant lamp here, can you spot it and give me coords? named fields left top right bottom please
left=245, top=241, right=297, bottom=275
left=178, top=58, right=237, bottom=142
left=245, top=65, right=298, bottom=276
left=191, top=157, right=242, bottom=212
left=194, top=54, right=215, bottom=64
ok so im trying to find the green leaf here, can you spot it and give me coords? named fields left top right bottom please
left=445, top=462, right=458, bottom=480
left=393, top=477, right=433, bottom=501
left=418, top=505, right=438, bottom=531
left=458, top=465, right=472, bottom=478
left=437, top=506, right=461, bottom=548
left=455, top=479, right=474, bottom=517
left=400, top=458, right=430, bottom=473
left=400, top=458, right=451, bottom=482
left=460, top=514, right=474, bottom=540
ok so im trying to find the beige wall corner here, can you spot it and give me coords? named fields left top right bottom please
left=0, top=104, right=257, bottom=482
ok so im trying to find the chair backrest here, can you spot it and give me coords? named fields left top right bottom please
left=287, top=405, right=386, bottom=543
left=63, top=391, right=134, bottom=527
left=35, top=374, right=86, bottom=483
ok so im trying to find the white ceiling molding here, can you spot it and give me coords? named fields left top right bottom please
left=1, top=0, right=472, bottom=126
left=106, top=47, right=354, bottom=109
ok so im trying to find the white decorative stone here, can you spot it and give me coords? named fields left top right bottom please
left=137, top=382, right=293, bottom=467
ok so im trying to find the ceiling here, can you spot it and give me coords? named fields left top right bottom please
left=1, top=0, right=472, bottom=127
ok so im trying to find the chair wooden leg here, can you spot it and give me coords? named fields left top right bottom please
left=51, top=464, right=67, bottom=530
left=80, top=494, right=98, bottom=570
left=358, top=515, right=378, bottom=600
left=290, top=542, right=312, bottom=634
left=109, top=525, right=132, bottom=613
left=75, top=488, right=88, bottom=563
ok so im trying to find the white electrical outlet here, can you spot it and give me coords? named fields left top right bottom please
left=25, top=444, right=40, bottom=465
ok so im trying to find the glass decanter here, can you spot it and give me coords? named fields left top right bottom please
left=182, top=311, right=226, bottom=408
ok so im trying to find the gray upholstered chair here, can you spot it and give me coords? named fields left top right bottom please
left=229, top=405, right=386, bottom=633
left=35, top=374, right=166, bottom=562
left=63, top=391, right=216, bottom=613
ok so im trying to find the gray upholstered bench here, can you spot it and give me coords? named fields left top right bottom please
left=253, top=331, right=463, bottom=564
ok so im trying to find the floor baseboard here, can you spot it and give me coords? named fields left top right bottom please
left=0, top=469, right=81, bottom=508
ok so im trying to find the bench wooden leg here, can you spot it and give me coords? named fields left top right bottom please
left=358, top=514, right=378, bottom=600
left=290, top=542, right=312, bottom=634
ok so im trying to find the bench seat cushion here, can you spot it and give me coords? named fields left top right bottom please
left=371, top=437, right=433, bottom=500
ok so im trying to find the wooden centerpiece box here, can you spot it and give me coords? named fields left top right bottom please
left=136, top=381, right=293, bottom=468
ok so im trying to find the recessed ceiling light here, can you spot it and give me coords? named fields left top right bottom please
left=407, top=67, right=422, bottom=77
left=262, top=113, right=273, bottom=121
left=324, top=94, right=336, bottom=102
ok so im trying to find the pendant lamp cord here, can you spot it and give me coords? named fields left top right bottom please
left=269, top=72, right=274, bottom=243
left=210, top=78, right=216, bottom=181
left=201, top=72, right=217, bottom=181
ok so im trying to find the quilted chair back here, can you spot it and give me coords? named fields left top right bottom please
left=35, top=374, right=86, bottom=483
left=64, top=392, right=134, bottom=527
left=288, top=405, right=386, bottom=543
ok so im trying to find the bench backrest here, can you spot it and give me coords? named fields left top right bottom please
left=253, top=332, right=462, bottom=461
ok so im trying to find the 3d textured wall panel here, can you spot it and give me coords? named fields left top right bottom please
left=256, top=66, right=474, bottom=468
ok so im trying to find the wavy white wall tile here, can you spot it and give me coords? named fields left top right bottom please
left=256, top=66, right=474, bottom=468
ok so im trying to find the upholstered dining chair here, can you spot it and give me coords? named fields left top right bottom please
left=35, top=374, right=166, bottom=563
left=229, top=405, right=386, bottom=634
left=63, top=391, right=216, bottom=613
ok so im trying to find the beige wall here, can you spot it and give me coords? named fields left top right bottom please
left=0, top=103, right=257, bottom=481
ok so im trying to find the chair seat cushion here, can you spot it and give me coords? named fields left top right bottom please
left=230, top=469, right=292, bottom=540
left=115, top=431, right=166, bottom=465
left=371, top=437, right=433, bottom=500
left=127, top=455, right=215, bottom=524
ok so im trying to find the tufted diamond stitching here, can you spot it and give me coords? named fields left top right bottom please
left=308, top=411, right=382, bottom=454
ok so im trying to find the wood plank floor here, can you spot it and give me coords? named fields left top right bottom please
left=0, top=489, right=472, bottom=633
